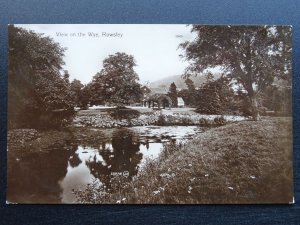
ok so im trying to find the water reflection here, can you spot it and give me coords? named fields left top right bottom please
left=7, top=126, right=203, bottom=203
left=87, top=129, right=142, bottom=184
left=7, top=145, right=77, bottom=203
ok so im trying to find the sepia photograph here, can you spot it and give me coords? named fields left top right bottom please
left=7, top=24, right=293, bottom=204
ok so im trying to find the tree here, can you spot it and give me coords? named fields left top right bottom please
left=180, top=25, right=292, bottom=120
left=8, top=25, right=75, bottom=128
left=196, top=73, right=234, bottom=115
left=168, top=82, right=178, bottom=107
left=184, top=78, right=196, bottom=106
left=70, top=79, right=84, bottom=107
left=89, top=52, right=143, bottom=106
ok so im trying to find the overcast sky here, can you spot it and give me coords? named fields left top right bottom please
left=17, top=24, right=196, bottom=85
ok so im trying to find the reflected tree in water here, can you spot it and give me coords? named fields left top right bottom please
left=7, top=143, right=78, bottom=203
left=87, top=129, right=143, bottom=187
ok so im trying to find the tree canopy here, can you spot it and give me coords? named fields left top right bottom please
left=180, top=25, right=292, bottom=120
left=89, top=52, right=143, bottom=106
left=8, top=25, right=75, bottom=128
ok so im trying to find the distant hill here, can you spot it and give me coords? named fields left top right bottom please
left=149, top=74, right=221, bottom=94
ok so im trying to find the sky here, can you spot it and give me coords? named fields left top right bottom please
left=17, top=24, right=197, bottom=85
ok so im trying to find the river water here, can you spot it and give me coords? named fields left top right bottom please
left=7, top=126, right=203, bottom=203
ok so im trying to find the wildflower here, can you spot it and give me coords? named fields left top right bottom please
left=188, top=164, right=192, bottom=167
left=116, top=200, right=121, bottom=204
left=250, top=175, right=256, bottom=179
left=153, top=190, right=160, bottom=195
left=228, top=187, right=234, bottom=190
left=160, top=173, right=171, bottom=179
left=205, top=174, right=209, bottom=177
left=159, top=187, right=165, bottom=191
left=122, top=198, right=126, bottom=201
left=188, top=186, right=193, bottom=194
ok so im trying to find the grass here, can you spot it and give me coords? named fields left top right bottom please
left=75, top=117, right=293, bottom=204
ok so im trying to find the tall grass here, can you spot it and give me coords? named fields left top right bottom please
left=74, top=117, right=293, bottom=204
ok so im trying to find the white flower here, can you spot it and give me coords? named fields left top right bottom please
left=188, top=186, right=193, bottom=194
left=153, top=190, right=160, bottom=195
left=228, top=187, right=234, bottom=190
left=116, top=200, right=121, bottom=204
left=250, top=175, right=256, bottom=179
left=188, top=164, right=192, bottom=167
left=122, top=198, right=126, bottom=201
left=205, top=174, right=209, bottom=177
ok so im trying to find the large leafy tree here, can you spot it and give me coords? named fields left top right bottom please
left=180, top=25, right=292, bottom=120
left=89, top=52, right=143, bottom=106
left=8, top=25, right=74, bottom=128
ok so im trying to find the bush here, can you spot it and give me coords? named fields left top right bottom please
left=156, top=115, right=166, bottom=126
left=214, top=116, right=226, bottom=125
left=181, top=117, right=193, bottom=125
left=107, top=107, right=140, bottom=120
left=199, top=118, right=209, bottom=126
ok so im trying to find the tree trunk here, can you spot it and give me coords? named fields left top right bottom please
left=250, top=95, right=261, bottom=121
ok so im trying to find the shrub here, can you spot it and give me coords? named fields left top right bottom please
left=107, top=107, right=140, bottom=120
left=156, top=115, right=166, bottom=126
left=214, top=116, right=226, bottom=126
left=199, top=118, right=209, bottom=126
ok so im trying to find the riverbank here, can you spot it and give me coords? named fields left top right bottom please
left=75, top=117, right=293, bottom=204
left=7, top=108, right=245, bottom=156
left=73, top=107, right=246, bottom=128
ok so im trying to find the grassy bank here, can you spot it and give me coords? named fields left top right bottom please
left=75, top=117, right=293, bottom=204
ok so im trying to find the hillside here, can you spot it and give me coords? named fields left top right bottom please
left=149, top=74, right=221, bottom=93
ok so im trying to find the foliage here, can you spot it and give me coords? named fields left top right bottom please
left=180, top=25, right=292, bottom=120
left=70, top=78, right=84, bottom=107
left=167, top=82, right=178, bottom=107
left=177, top=78, right=197, bottom=107
left=89, top=52, right=143, bottom=106
left=259, top=79, right=292, bottom=116
left=195, top=73, right=234, bottom=115
left=107, top=107, right=141, bottom=120
left=156, top=114, right=166, bottom=126
left=185, top=77, right=196, bottom=106
left=8, top=25, right=75, bottom=129
left=141, top=85, right=152, bottom=99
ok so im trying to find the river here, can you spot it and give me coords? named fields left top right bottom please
left=7, top=126, right=203, bottom=203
